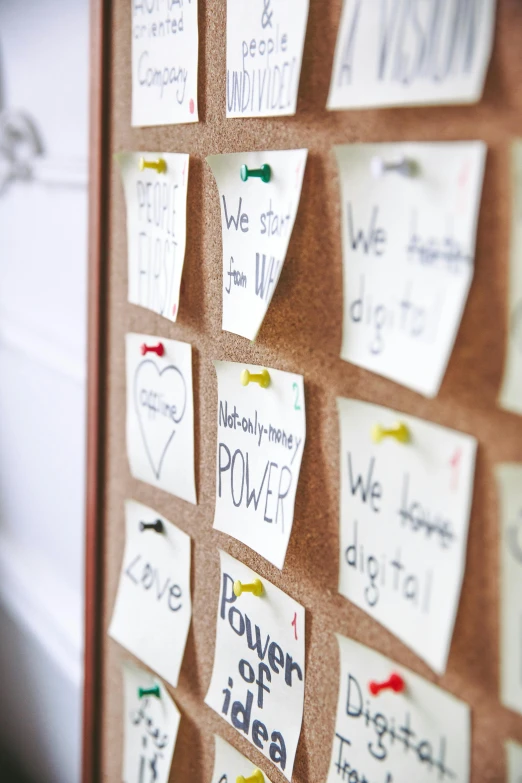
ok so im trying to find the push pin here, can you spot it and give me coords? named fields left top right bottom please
left=371, top=422, right=410, bottom=444
left=240, top=368, right=270, bottom=388
left=139, top=519, right=164, bottom=534
left=138, top=685, right=160, bottom=699
left=368, top=673, right=405, bottom=696
left=233, top=579, right=264, bottom=597
left=371, top=156, right=416, bottom=179
left=240, top=164, right=271, bottom=183
left=236, top=770, right=265, bottom=783
left=139, top=156, right=167, bottom=174
left=141, top=342, right=165, bottom=357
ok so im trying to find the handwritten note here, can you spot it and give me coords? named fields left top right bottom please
left=499, top=141, right=522, bottom=415
left=213, top=361, right=306, bottom=569
left=507, top=739, right=522, bottom=783
left=326, top=634, right=470, bottom=783
left=122, top=662, right=180, bottom=783
left=207, top=149, right=307, bottom=340
left=226, top=0, right=309, bottom=118
left=337, top=397, right=477, bottom=674
left=497, top=463, right=522, bottom=717
left=335, top=142, right=486, bottom=396
left=205, top=551, right=305, bottom=781
left=211, top=734, right=273, bottom=783
left=327, top=0, right=496, bottom=111
left=126, top=334, right=196, bottom=504
left=117, top=151, right=189, bottom=322
left=109, top=500, right=191, bottom=688
left=131, top=0, right=199, bottom=126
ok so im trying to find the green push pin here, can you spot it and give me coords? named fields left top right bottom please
left=240, top=164, right=271, bottom=183
left=138, top=685, right=160, bottom=699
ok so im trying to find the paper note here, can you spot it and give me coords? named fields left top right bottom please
left=117, top=151, right=189, bottom=322
left=213, top=361, right=306, bottom=569
left=499, top=141, right=522, bottom=415
left=122, top=662, right=180, bottom=783
left=131, top=0, right=199, bottom=126
left=126, top=334, right=196, bottom=504
left=337, top=397, right=477, bottom=674
left=327, top=0, right=496, bottom=111
left=326, top=634, right=470, bottom=783
left=507, top=739, right=522, bottom=783
left=207, top=149, right=307, bottom=341
left=205, top=551, right=305, bottom=781
left=497, top=464, right=522, bottom=716
left=226, top=0, right=310, bottom=118
left=109, top=500, right=191, bottom=688
left=335, top=142, right=486, bottom=397
left=211, top=734, right=273, bottom=783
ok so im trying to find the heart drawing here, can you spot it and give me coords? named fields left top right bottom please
left=134, top=359, right=187, bottom=480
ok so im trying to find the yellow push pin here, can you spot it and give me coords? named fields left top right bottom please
left=139, top=156, right=167, bottom=174
left=233, top=579, right=264, bottom=597
left=240, top=368, right=270, bottom=388
left=371, top=422, right=410, bottom=444
left=236, top=769, right=265, bottom=783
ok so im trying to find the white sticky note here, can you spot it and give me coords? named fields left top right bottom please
left=211, top=734, right=274, bottom=783
left=213, top=361, right=306, bottom=569
left=335, top=142, right=486, bottom=397
left=205, top=551, right=305, bottom=781
left=337, top=397, right=477, bottom=674
left=207, top=149, right=307, bottom=341
left=507, top=739, right=522, bottom=783
left=122, top=662, right=180, bottom=783
left=109, top=500, right=191, bottom=688
left=499, top=141, right=522, bottom=415
left=226, top=0, right=310, bottom=118
left=131, top=0, right=199, bottom=126
left=327, top=0, right=496, bottom=111
left=126, top=334, right=196, bottom=504
left=117, top=152, right=189, bottom=322
left=326, top=634, right=470, bottom=783
left=497, top=463, right=522, bottom=716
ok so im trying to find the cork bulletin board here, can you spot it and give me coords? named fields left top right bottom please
left=84, top=1, right=522, bottom=781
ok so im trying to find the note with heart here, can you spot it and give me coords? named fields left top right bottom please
left=507, top=739, right=522, bottom=782
left=211, top=734, right=273, bottom=783
left=117, top=151, right=189, bottom=322
left=213, top=360, right=306, bottom=569
left=126, top=333, right=196, bottom=504
left=205, top=551, right=305, bottom=782
left=131, top=0, right=199, bottom=126
left=207, top=148, right=307, bottom=340
left=327, top=0, right=496, bottom=110
left=496, top=463, right=522, bottom=717
left=326, top=634, right=470, bottom=783
left=109, top=500, right=191, bottom=688
left=338, top=397, right=477, bottom=674
left=122, top=662, right=180, bottom=783
left=335, top=142, right=486, bottom=397
left=226, top=0, right=310, bottom=118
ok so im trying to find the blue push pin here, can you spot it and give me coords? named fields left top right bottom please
left=240, top=164, right=271, bottom=183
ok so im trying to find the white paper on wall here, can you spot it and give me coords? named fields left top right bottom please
left=131, top=0, right=199, bottom=126
left=337, top=397, right=477, bottom=674
left=126, top=333, right=196, bottom=504
left=122, top=662, right=180, bottom=783
left=335, top=142, right=486, bottom=397
left=497, top=463, right=522, bottom=717
left=205, top=551, right=305, bottom=781
left=207, top=149, right=307, bottom=341
left=326, top=634, right=471, bottom=783
left=507, top=739, right=522, bottom=783
left=226, top=0, right=310, bottom=118
left=211, top=734, right=274, bottom=783
left=327, top=0, right=496, bottom=111
left=499, top=141, right=522, bottom=415
left=109, top=500, right=192, bottom=688
left=117, top=151, right=189, bottom=322
left=213, top=361, right=306, bottom=569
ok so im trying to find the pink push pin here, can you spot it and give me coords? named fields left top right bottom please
left=368, top=673, right=405, bottom=696
left=140, top=342, right=164, bottom=357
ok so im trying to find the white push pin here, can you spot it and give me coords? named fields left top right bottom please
left=371, top=156, right=417, bottom=179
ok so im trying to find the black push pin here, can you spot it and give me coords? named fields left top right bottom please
left=138, top=685, right=160, bottom=699
left=240, top=164, right=271, bottom=183
left=139, top=519, right=164, bottom=533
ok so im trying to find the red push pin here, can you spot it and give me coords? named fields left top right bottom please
left=140, top=342, right=164, bottom=357
left=368, top=673, right=405, bottom=697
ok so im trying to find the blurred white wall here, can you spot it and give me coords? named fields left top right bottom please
left=0, top=1, right=88, bottom=781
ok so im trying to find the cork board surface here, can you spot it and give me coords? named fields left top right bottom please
left=99, top=1, right=522, bottom=781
